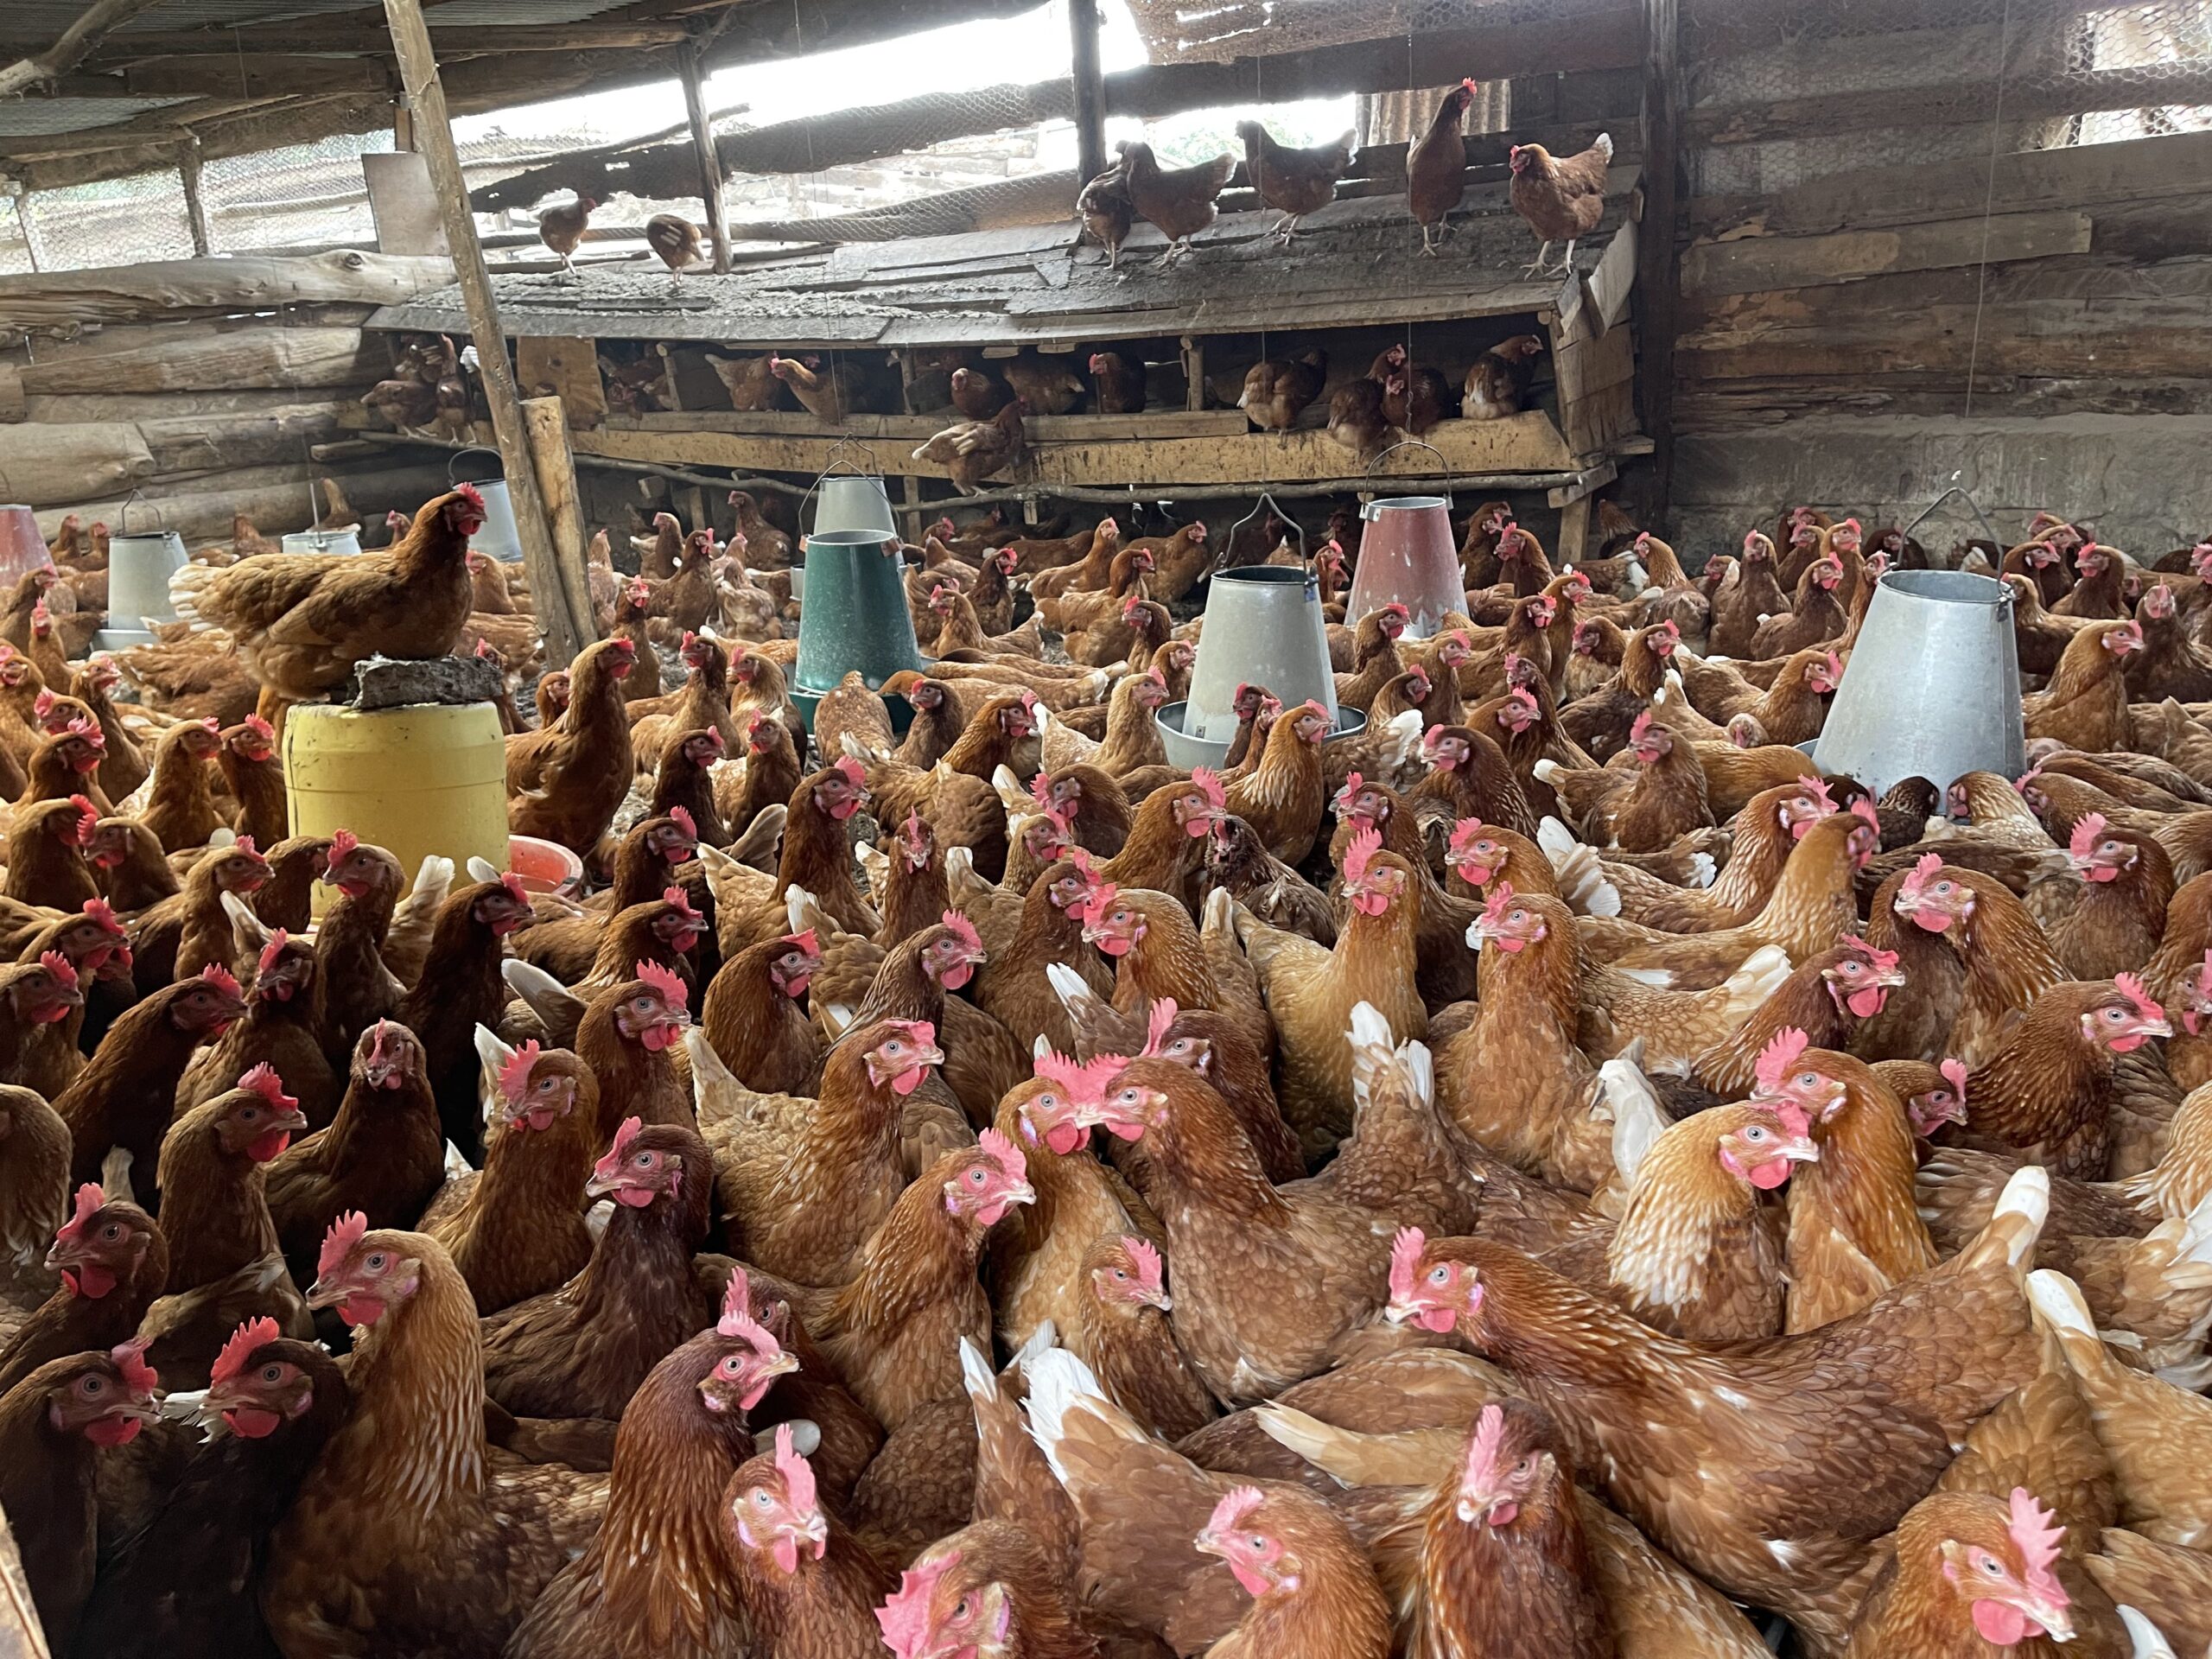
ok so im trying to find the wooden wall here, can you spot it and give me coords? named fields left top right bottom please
left=1666, top=0, right=2212, bottom=556
left=0, top=253, right=451, bottom=543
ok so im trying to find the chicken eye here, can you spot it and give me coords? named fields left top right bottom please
left=2104, top=1007, right=2126, bottom=1022
left=239, top=1106, right=261, bottom=1122
left=1840, top=962, right=1863, bottom=976
left=1514, top=1456, right=1534, bottom=1474
left=1427, top=1265, right=1451, bottom=1287
left=365, top=1253, right=387, bottom=1274
left=1934, top=882, right=1953, bottom=896
left=1980, top=1555, right=2004, bottom=1577
left=536, top=1077, right=558, bottom=1095
left=633, top=1152, right=655, bottom=1169
left=1745, top=1126, right=1769, bottom=1141
left=79, top=1374, right=104, bottom=1396
left=99, top=1223, right=119, bottom=1241
left=1797, top=1071, right=1818, bottom=1089
left=263, top=1363, right=283, bottom=1382
left=1112, top=1268, right=1128, bottom=1281
left=1509, top=910, right=1528, bottom=925
left=753, top=1490, right=774, bottom=1509
left=969, top=1169, right=988, bottom=1185
left=884, top=1041, right=905, bottom=1057
left=953, top=1597, right=971, bottom=1620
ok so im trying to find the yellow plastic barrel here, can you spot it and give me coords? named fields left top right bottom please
left=281, top=702, right=509, bottom=912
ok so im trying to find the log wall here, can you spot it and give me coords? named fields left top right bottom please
left=0, top=253, right=451, bottom=544
left=1666, top=0, right=2212, bottom=556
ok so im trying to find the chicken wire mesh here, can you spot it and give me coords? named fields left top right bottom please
left=1682, top=0, right=2212, bottom=194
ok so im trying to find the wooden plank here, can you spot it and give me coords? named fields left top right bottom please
left=516, top=336, right=608, bottom=430
left=608, top=409, right=1249, bottom=441
left=135, top=402, right=353, bottom=476
left=0, top=366, right=25, bottom=426
left=1686, top=130, right=2212, bottom=239
left=1557, top=494, right=1595, bottom=563
left=381, top=0, right=583, bottom=668
left=124, top=54, right=391, bottom=95
left=1675, top=300, right=2212, bottom=381
left=1688, top=61, right=2212, bottom=145
left=1680, top=212, right=2093, bottom=298
left=573, top=410, right=1579, bottom=489
left=1586, top=210, right=1640, bottom=333
left=15, top=325, right=380, bottom=395
left=1550, top=460, right=1618, bottom=508
left=1553, top=302, right=1641, bottom=461
left=25, top=387, right=379, bottom=423
left=0, top=252, right=451, bottom=336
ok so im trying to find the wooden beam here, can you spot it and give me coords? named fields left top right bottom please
left=1069, top=0, right=1107, bottom=187
left=178, top=136, right=212, bottom=257
left=1688, top=60, right=2212, bottom=145
left=677, top=37, right=731, bottom=276
left=0, top=0, right=172, bottom=99
left=0, top=251, right=450, bottom=336
left=124, top=55, right=391, bottom=96
left=380, top=0, right=583, bottom=670
left=1679, top=210, right=2093, bottom=298
left=1636, top=0, right=1680, bottom=522
left=519, top=395, right=596, bottom=647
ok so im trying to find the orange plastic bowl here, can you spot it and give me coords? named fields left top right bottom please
left=509, top=834, right=583, bottom=896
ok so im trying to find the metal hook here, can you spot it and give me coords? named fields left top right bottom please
left=115, top=489, right=160, bottom=535
left=1213, top=491, right=1306, bottom=579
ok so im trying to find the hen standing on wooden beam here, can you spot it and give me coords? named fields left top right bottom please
left=536, top=193, right=595, bottom=284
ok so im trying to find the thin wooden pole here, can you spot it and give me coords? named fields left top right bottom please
left=520, top=395, right=597, bottom=639
left=1068, top=0, right=1107, bottom=183
left=379, top=0, right=588, bottom=666
left=1635, top=0, right=1681, bottom=525
left=179, top=136, right=212, bottom=257
left=679, top=37, right=733, bottom=275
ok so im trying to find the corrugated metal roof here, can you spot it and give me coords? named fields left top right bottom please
left=0, top=95, right=199, bottom=137
left=6, top=0, right=653, bottom=36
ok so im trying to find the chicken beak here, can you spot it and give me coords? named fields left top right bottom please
left=302, top=1276, right=347, bottom=1312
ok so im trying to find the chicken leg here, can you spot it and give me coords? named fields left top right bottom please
left=1521, top=240, right=1554, bottom=278
left=1419, top=219, right=1446, bottom=257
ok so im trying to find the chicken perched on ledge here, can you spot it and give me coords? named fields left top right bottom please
left=170, top=486, right=485, bottom=701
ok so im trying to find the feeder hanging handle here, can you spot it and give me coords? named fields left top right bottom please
left=447, top=447, right=505, bottom=488
left=1219, top=492, right=1306, bottom=575
left=114, top=489, right=163, bottom=537
left=798, top=437, right=894, bottom=554
left=1360, top=439, right=1452, bottom=516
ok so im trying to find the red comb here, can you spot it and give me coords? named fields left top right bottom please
left=977, top=1125, right=1027, bottom=1185
left=328, top=828, right=359, bottom=861
left=111, top=1337, right=157, bottom=1397
left=660, top=885, right=702, bottom=924
left=54, top=1182, right=101, bottom=1243
left=831, top=754, right=867, bottom=789
left=877, top=1553, right=957, bottom=1656
left=635, top=957, right=688, bottom=1011
left=209, top=1315, right=281, bottom=1388
left=782, top=928, right=821, bottom=958
left=317, top=1211, right=367, bottom=1280
left=2069, top=812, right=2107, bottom=861
left=37, top=950, right=77, bottom=990
left=1141, top=996, right=1179, bottom=1058
left=498, top=1039, right=542, bottom=1103
left=1389, top=1224, right=1427, bottom=1306
left=238, top=1063, right=296, bottom=1113
left=2114, top=971, right=2164, bottom=1025
left=1206, top=1485, right=1266, bottom=1538
left=1122, top=1235, right=1164, bottom=1293
left=669, top=804, right=697, bottom=841
left=1754, top=1027, right=1811, bottom=1094
left=198, top=963, right=241, bottom=1000
left=1343, top=824, right=1382, bottom=885
left=2008, top=1488, right=2068, bottom=1608
left=939, top=908, right=982, bottom=957
left=1941, top=1058, right=1969, bottom=1099
left=1331, top=771, right=1365, bottom=813
left=773, top=1421, right=817, bottom=1516
left=1192, top=767, right=1226, bottom=811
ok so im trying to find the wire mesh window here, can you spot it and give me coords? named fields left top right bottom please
left=0, top=168, right=194, bottom=275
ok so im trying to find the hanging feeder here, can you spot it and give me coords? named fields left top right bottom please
left=1158, top=493, right=1364, bottom=771
left=790, top=442, right=929, bottom=736
left=1345, top=439, right=1461, bottom=638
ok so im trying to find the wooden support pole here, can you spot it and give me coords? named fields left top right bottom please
left=178, top=137, right=212, bottom=257
left=1069, top=0, right=1108, bottom=185
left=520, top=395, right=598, bottom=645
left=1634, top=0, right=1680, bottom=524
left=379, top=0, right=585, bottom=667
left=678, top=37, right=732, bottom=275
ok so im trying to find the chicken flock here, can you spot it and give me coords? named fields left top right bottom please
left=3, top=484, right=2212, bottom=1659
left=536, top=82, right=1609, bottom=283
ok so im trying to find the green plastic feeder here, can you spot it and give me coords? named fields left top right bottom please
left=791, top=527, right=927, bottom=737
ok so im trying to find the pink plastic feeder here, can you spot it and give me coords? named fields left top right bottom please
left=509, top=834, right=584, bottom=896
left=0, top=506, right=55, bottom=588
